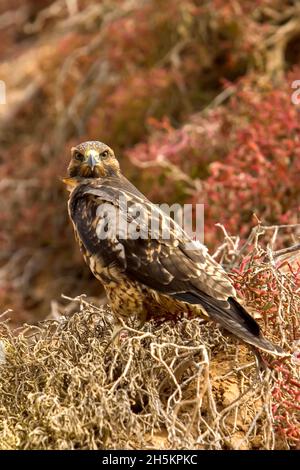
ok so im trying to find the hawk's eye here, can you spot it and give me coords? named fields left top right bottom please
left=74, top=151, right=84, bottom=161
left=101, top=150, right=109, bottom=158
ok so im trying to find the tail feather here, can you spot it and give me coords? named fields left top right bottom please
left=172, top=292, right=286, bottom=356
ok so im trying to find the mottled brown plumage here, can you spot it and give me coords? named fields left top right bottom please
left=64, top=140, right=285, bottom=356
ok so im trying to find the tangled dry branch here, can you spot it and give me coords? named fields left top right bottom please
left=0, top=236, right=299, bottom=450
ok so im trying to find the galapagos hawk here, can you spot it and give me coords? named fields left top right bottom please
left=63, top=140, right=284, bottom=356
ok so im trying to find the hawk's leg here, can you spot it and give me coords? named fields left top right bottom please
left=104, top=318, right=127, bottom=351
left=111, top=320, right=127, bottom=344
left=110, top=309, right=148, bottom=343
left=105, top=280, right=146, bottom=332
left=136, top=309, right=147, bottom=329
left=107, top=309, right=148, bottom=350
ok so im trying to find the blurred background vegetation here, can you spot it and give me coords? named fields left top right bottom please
left=0, top=0, right=299, bottom=325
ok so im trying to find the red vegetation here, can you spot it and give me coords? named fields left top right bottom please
left=0, top=0, right=300, bottom=449
left=231, top=256, right=300, bottom=445
left=128, top=77, right=300, bottom=247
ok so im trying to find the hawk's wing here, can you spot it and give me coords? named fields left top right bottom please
left=69, top=176, right=261, bottom=337
left=68, top=176, right=285, bottom=356
left=69, top=177, right=235, bottom=301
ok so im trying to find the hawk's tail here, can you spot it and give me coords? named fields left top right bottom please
left=173, top=292, right=287, bottom=356
left=220, top=297, right=286, bottom=356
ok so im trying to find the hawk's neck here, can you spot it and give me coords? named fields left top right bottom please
left=63, top=173, right=146, bottom=199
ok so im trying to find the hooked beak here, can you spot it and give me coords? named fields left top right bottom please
left=86, top=153, right=98, bottom=170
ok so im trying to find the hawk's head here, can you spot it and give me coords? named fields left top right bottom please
left=67, top=141, right=120, bottom=179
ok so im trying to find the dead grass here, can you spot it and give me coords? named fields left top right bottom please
left=0, top=227, right=299, bottom=450
left=0, top=286, right=298, bottom=449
